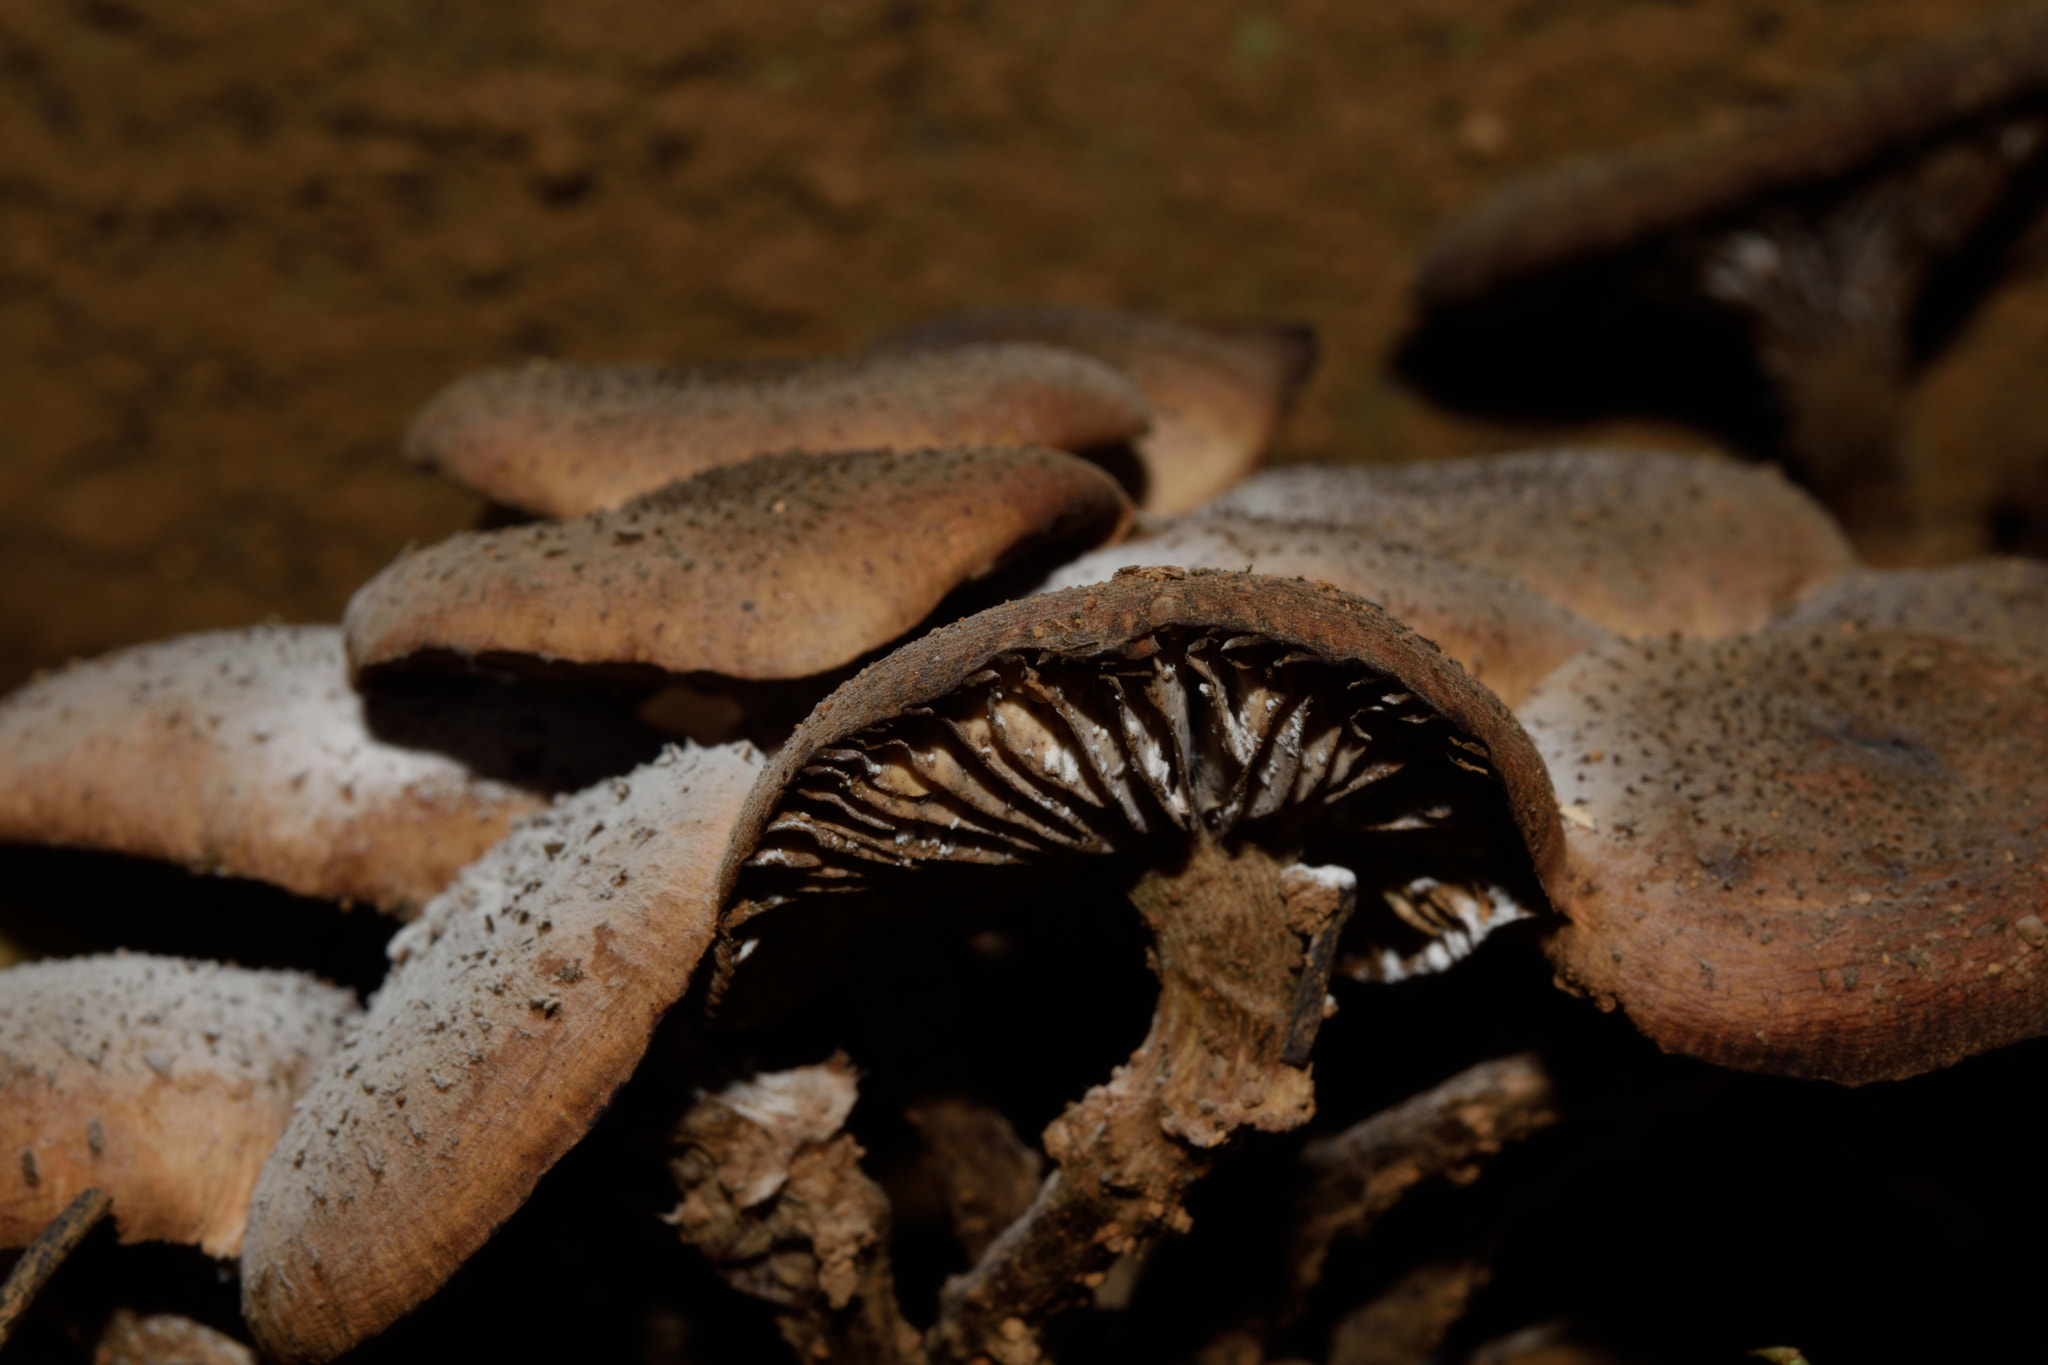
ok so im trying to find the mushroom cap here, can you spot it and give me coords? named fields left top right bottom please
left=0, top=954, right=358, bottom=1257
left=402, top=344, right=1153, bottom=519
left=0, top=626, right=553, bottom=916
left=95, top=1310, right=256, bottom=1365
left=344, top=447, right=1134, bottom=684
left=878, top=306, right=1317, bottom=513
left=1769, top=558, right=2048, bottom=664
left=1033, top=514, right=1608, bottom=708
left=1523, top=612, right=2048, bottom=1084
left=239, top=741, right=763, bottom=1364
left=1203, top=449, right=1855, bottom=640
left=717, top=571, right=1564, bottom=972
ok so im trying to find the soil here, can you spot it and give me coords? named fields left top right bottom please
left=3, top=0, right=2045, bottom=694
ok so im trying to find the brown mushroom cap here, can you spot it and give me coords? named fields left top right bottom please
left=0, top=955, right=358, bottom=1257
left=0, top=626, right=552, bottom=917
left=877, top=306, right=1317, bottom=513
left=403, top=343, right=1152, bottom=519
left=1203, top=449, right=1855, bottom=640
left=345, top=447, right=1133, bottom=685
left=239, top=741, right=762, bottom=1364
left=1033, top=514, right=1608, bottom=708
left=1523, top=613, right=2048, bottom=1084
left=1769, top=558, right=2048, bottom=664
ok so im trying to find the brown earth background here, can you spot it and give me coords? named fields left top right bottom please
left=4, top=0, right=2044, bottom=695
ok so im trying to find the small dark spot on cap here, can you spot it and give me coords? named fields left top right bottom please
left=20, top=1149, right=38, bottom=1187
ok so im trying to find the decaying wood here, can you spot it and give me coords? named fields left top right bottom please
left=0, top=1188, right=110, bottom=1350
left=668, top=1056, right=925, bottom=1365
left=904, top=1099, right=1044, bottom=1265
left=1289, top=1055, right=1560, bottom=1307
left=1327, top=1260, right=1492, bottom=1365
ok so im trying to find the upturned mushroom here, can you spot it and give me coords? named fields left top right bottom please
left=238, top=741, right=763, bottom=1363
left=713, top=570, right=1563, bottom=1360
left=0, top=626, right=576, bottom=916
left=1034, top=513, right=1608, bottom=707
left=1393, top=9, right=2048, bottom=535
left=877, top=305, right=1317, bottom=513
left=403, top=343, right=1152, bottom=519
left=1522, top=565, right=2048, bottom=1083
left=344, top=446, right=1133, bottom=687
left=1203, top=448, right=1855, bottom=640
left=0, top=954, right=358, bottom=1258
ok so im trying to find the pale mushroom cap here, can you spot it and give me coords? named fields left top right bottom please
left=239, top=741, right=763, bottom=1364
left=403, top=344, right=1153, bottom=519
left=878, top=306, right=1316, bottom=513
left=1203, top=449, right=1855, bottom=640
left=1033, top=514, right=1609, bottom=707
left=95, top=1310, right=256, bottom=1365
left=345, top=447, right=1133, bottom=684
left=1770, top=558, right=2048, bottom=665
left=1523, top=619, right=2048, bottom=1084
left=0, top=955, right=358, bottom=1257
left=0, top=626, right=550, bottom=916
left=718, top=571, right=1564, bottom=979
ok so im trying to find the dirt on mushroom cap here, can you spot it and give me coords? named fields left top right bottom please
left=0, top=955, right=359, bottom=1258
left=1203, top=449, right=1855, bottom=641
left=238, top=741, right=761, bottom=1365
left=0, top=625, right=552, bottom=917
left=403, top=343, right=1153, bottom=519
left=1034, top=513, right=1609, bottom=708
left=876, top=305, right=1316, bottom=514
left=345, top=446, right=1133, bottom=684
left=1523, top=618, right=2048, bottom=1085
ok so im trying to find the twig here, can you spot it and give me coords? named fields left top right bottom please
left=0, top=1187, right=112, bottom=1349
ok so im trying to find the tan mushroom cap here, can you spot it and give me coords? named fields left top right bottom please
left=239, top=741, right=763, bottom=1364
left=878, top=306, right=1316, bottom=513
left=0, top=955, right=358, bottom=1258
left=1770, top=558, right=2048, bottom=665
left=403, top=343, right=1152, bottom=519
left=0, top=626, right=550, bottom=917
left=1204, top=448, right=1855, bottom=640
left=1523, top=615, right=2048, bottom=1085
left=96, top=1310, right=256, bottom=1365
left=1034, top=514, right=1609, bottom=708
left=720, top=569, right=1565, bottom=971
left=345, top=447, right=1133, bottom=685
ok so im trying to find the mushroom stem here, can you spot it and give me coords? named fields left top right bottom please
left=928, top=840, right=1352, bottom=1363
left=0, top=1187, right=111, bottom=1349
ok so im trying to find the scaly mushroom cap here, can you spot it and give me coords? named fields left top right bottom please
left=1204, top=449, right=1855, bottom=639
left=1524, top=606, right=2048, bottom=1084
left=0, top=626, right=552, bottom=916
left=1770, top=558, right=2048, bottom=663
left=345, top=447, right=1133, bottom=684
left=403, top=344, right=1153, bottom=519
left=720, top=570, right=1563, bottom=982
left=239, top=741, right=763, bottom=1364
left=1034, top=514, right=1608, bottom=707
left=878, top=306, right=1317, bottom=513
left=0, top=955, right=358, bottom=1258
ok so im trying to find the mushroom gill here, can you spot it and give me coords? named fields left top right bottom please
left=715, top=571, right=1561, bottom=1361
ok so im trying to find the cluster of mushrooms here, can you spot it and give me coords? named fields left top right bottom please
left=7, top=15, right=2048, bottom=1363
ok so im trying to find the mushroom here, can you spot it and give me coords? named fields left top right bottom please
left=0, top=625, right=574, bottom=916
left=1203, top=448, right=1855, bottom=640
left=1521, top=569, right=2048, bottom=1083
left=1392, top=9, right=2048, bottom=535
left=403, top=343, right=1152, bottom=519
left=1767, top=555, right=2048, bottom=661
left=344, top=446, right=1133, bottom=688
left=876, top=305, right=1317, bottom=513
left=95, top=1310, right=256, bottom=1365
left=1033, top=512, right=1609, bottom=707
left=237, top=740, right=763, bottom=1363
left=0, top=954, right=358, bottom=1258
left=713, top=570, right=1563, bottom=1359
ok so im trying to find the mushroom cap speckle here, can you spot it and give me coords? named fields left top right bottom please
left=403, top=344, right=1153, bottom=519
left=878, top=306, right=1316, bottom=513
left=0, top=626, right=552, bottom=916
left=1034, top=514, right=1608, bottom=707
left=1770, top=558, right=2048, bottom=666
left=1203, top=449, right=1855, bottom=640
left=0, top=955, right=359, bottom=1257
left=345, top=447, right=1133, bottom=684
left=1523, top=610, right=2048, bottom=1084
left=239, top=741, right=763, bottom=1364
